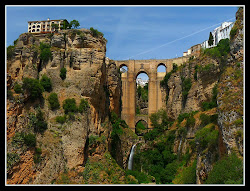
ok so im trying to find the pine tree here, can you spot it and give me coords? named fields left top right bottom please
left=208, top=32, right=214, bottom=46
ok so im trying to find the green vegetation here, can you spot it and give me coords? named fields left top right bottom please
left=208, top=32, right=214, bottom=46
left=202, top=38, right=230, bottom=63
left=181, top=77, right=192, bottom=106
left=229, top=7, right=243, bottom=41
left=22, top=77, right=44, bottom=100
left=134, top=130, right=179, bottom=184
left=48, top=92, right=60, bottom=110
left=125, top=170, right=152, bottom=184
left=60, top=67, right=67, bottom=80
left=63, top=98, right=77, bottom=114
left=90, top=27, right=104, bottom=37
left=23, top=133, right=36, bottom=147
left=173, top=159, right=197, bottom=184
left=143, top=110, right=171, bottom=141
left=205, top=153, right=243, bottom=184
left=137, top=83, right=148, bottom=102
left=40, top=74, right=52, bottom=92
left=55, top=115, right=67, bottom=124
left=7, top=153, right=20, bottom=172
left=195, top=124, right=218, bottom=151
left=33, top=108, right=48, bottom=133
left=201, top=84, right=218, bottom=111
left=33, top=147, right=42, bottom=164
left=39, top=42, right=52, bottom=63
left=14, top=83, right=23, bottom=93
left=110, top=111, right=128, bottom=159
left=69, top=20, right=80, bottom=29
left=135, top=121, right=146, bottom=135
left=199, top=113, right=218, bottom=127
left=78, top=98, right=89, bottom=113
left=160, top=63, right=178, bottom=89
left=7, top=45, right=15, bottom=60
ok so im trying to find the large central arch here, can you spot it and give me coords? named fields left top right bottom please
left=115, top=57, right=189, bottom=131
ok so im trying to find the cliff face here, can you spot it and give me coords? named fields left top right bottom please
left=6, top=29, right=126, bottom=184
left=217, top=7, right=244, bottom=157
left=166, top=56, right=220, bottom=120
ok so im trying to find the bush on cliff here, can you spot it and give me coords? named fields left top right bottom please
left=39, top=42, right=52, bottom=63
left=205, top=152, right=243, bottom=184
left=14, top=83, right=23, bottom=93
left=22, top=78, right=44, bottom=100
left=78, top=98, right=89, bottom=113
left=40, top=74, right=52, bottom=92
left=63, top=98, right=77, bottom=114
left=60, top=67, right=67, bottom=80
left=48, top=92, right=60, bottom=110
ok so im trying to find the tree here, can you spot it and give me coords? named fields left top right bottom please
left=69, top=20, right=80, bottom=29
left=60, top=67, right=67, bottom=80
left=51, top=23, right=59, bottom=32
left=48, top=92, right=60, bottom=110
left=22, top=78, right=44, bottom=100
left=208, top=32, right=214, bottom=46
left=40, top=74, right=52, bottom=92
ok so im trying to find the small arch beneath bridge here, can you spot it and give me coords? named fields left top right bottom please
left=135, top=118, right=148, bottom=136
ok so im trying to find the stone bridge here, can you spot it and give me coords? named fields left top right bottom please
left=114, top=56, right=189, bottom=132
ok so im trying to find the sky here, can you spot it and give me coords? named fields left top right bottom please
left=6, top=5, right=238, bottom=79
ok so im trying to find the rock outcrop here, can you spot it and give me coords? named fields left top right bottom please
left=217, top=7, right=244, bottom=156
left=6, top=28, right=126, bottom=184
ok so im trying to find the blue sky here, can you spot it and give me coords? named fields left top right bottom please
left=6, top=5, right=238, bottom=62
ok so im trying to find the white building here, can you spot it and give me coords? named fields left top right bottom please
left=200, top=21, right=234, bottom=49
left=28, top=18, right=68, bottom=33
left=136, top=78, right=148, bottom=87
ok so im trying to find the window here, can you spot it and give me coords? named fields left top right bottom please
left=29, top=27, right=31, bottom=29
left=37, top=29, right=40, bottom=32
left=32, top=25, right=36, bottom=28
left=37, top=25, right=40, bottom=28
left=32, top=29, right=35, bottom=32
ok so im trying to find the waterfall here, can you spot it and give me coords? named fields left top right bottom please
left=128, top=144, right=137, bottom=170
left=178, top=138, right=182, bottom=153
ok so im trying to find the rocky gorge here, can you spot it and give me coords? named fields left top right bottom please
left=6, top=7, right=244, bottom=185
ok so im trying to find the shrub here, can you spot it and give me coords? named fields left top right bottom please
left=125, top=170, right=151, bottom=184
left=174, top=159, right=197, bottom=184
left=39, top=42, right=52, bottom=63
left=78, top=98, right=89, bottom=113
left=33, top=147, right=42, bottom=164
left=63, top=98, right=77, bottom=114
left=195, top=125, right=218, bottom=151
left=199, top=113, right=211, bottom=127
left=90, top=27, right=104, bottom=37
left=60, top=67, right=67, bottom=80
left=14, top=83, right=22, bottom=93
left=205, top=153, right=243, bottom=184
left=7, top=45, right=15, bottom=60
left=7, top=153, right=20, bottom=171
left=22, top=78, right=44, bottom=100
left=48, top=92, right=60, bottom=110
left=7, top=90, right=14, bottom=100
left=56, top=115, right=66, bottom=124
left=201, top=84, right=218, bottom=111
left=33, top=108, right=48, bottom=133
left=181, top=77, right=192, bottom=106
left=23, top=133, right=36, bottom=147
left=230, top=28, right=238, bottom=40
left=40, top=74, right=52, bottom=92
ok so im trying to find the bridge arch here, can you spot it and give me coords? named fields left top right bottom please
left=135, top=118, right=148, bottom=136
left=114, top=57, right=190, bottom=132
